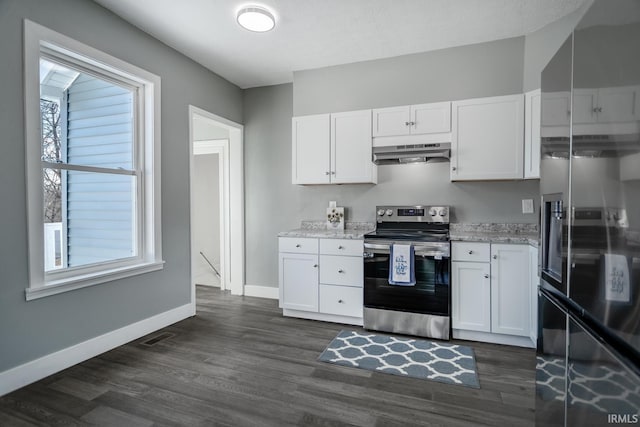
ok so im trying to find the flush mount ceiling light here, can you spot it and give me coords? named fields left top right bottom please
left=237, top=6, right=275, bottom=32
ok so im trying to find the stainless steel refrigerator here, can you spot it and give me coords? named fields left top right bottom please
left=536, top=1, right=640, bottom=425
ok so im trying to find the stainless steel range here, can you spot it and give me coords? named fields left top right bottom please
left=363, top=205, right=451, bottom=340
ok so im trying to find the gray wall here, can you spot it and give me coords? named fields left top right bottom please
left=293, top=37, right=525, bottom=116
left=243, top=84, right=295, bottom=289
left=0, top=0, right=242, bottom=372
left=523, top=1, right=594, bottom=92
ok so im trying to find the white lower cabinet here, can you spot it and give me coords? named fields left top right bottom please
left=279, top=237, right=363, bottom=325
left=490, top=244, right=531, bottom=336
left=279, top=252, right=319, bottom=312
left=452, top=261, right=491, bottom=332
left=452, top=241, right=534, bottom=347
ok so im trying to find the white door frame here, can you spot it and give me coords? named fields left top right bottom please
left=193, top=139, right=228, bottom=290
left=188, top=106, right=245, bottom=309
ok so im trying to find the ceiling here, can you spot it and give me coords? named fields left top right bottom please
left=93, top=0, right=587, bottom=89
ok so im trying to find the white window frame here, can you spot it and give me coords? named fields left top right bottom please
left=24, top=20, right=163, bottom=300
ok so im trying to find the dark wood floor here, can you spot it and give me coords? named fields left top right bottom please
left=0, top=286, right=536, bottom=426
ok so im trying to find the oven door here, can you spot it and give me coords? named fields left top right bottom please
left=363, top=242, right=450, bottom=316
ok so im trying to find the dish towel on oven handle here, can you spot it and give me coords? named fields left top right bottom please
left=602, top=254, right=630, bottom=303
left=389, top=244, right=416, bottom=286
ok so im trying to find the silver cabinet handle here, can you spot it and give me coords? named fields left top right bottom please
left=468, top=250, right=473, bottom=255
left=493, top=255, right=498, bottom=259
left=484, top=274, right=489, bottom=279
left=338, top=269, right=344, bottom=273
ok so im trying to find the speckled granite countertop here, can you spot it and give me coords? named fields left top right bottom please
left=450, top=223, right=539, bottom=247
left=278, top=221, right=375, bottom=239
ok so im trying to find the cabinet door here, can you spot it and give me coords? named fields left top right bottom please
left=597, top=86, right=637, bottom=123
left=452, top=261, right=491, bottom=332
left=331, top=110, right=376, bottom=184
left=541, top=91, right=571, bottom=127
left=490, top=244, right=530, bottom=337
left=410, top=102, right=451, bottom=135
left=292, top=114, right=330, bottom=184
left=524, top=90, right=541, bottom=179
left=451, top=94, right=524, bottom=181
left=372, top=105, right=411, bottom=137
left=279, top=252, right=319, bottom=312
left=572, top=89, right=598, bottom=124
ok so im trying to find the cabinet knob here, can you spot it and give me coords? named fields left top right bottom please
left=468, top=250, right=473, bottom=255
left=493, top=255, right=498, bottom=259
left=484, top=274, right=489, bottom=279
left=338, top=245, right=344, bottom=249
left=405, top=121, right=411, bottom=126
left=592, top=107, right=599, bottom=113
left=325, top=171, right=330, bottom=175
left=598, top=107, right=603, bottom=113
left=452, top=166, right=457, bottom=171
left=331, top=171, right=336, bottom=175
left=338, top=269, right=344, bottom=273
left=313, top=264, right=318, bottom=268
left=338, top=299, right=344, bottom=303
left=295, top=244, right=301, bottom=248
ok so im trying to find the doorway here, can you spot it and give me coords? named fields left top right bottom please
left=189, top=106, right=244, bottom=309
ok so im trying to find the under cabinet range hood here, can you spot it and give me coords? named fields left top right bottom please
left=372, top=142, right=451, bottom=165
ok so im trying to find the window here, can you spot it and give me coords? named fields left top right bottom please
left=24, top=20, right=163, bottom=300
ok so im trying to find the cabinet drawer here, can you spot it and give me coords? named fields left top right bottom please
left=452, top=242, right=490, bottom=262
left=279, top=237, right=318, bottom=254
left=319, top=284, right=363, bottom=318
left=319, top=238, right=363, bottom=256
left=320, top=255, right=363, bottom=287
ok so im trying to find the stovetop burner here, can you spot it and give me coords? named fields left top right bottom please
left=366, top=205, right=451, bottom=243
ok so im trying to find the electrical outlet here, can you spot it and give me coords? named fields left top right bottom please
left=522, top=199, right=534, bottom=214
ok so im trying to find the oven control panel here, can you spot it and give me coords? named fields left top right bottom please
left=376, top=205, right=450, bottom=223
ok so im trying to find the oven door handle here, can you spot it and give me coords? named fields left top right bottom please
left=363, top=243, right=448, bottom=259
left=415, top=250, right=448, bottom=259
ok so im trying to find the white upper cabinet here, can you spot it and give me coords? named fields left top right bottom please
left=572, top=86, right=639, bottom=135
left=451, top=94, right=525, bottom=181
left=524, top=89, right=541, bottom=179
left=331, top=110, right=376, bottom=184
left=292, top=114, right=331, bottom=184
left=372, top=102, right=451, bottom=138
left=372, top=105, right=411, bottom=137
left=540, top=91, right=571, bottom=139
left=292, top=110, right=376, bottom=185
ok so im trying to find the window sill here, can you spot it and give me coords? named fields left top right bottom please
left=25, top=261, right=165, bottom=301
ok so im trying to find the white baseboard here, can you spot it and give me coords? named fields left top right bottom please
left=244, top=285, right=278, bottom=299
left=0, top=303, right=194, bottom=397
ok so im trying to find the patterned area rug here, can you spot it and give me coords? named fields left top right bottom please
left=318, top=330, right=480, bottom=388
